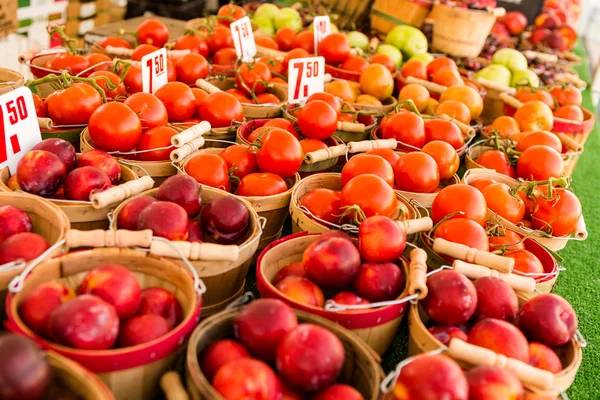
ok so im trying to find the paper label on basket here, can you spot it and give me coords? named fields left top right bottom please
left=313, top=16, right=331, bottom=54
left=142, top=48, right=168, bottom=94
left=287, top=57, right=325, bottom=104
left=0, top=87, right=42, bottom=174
left=231, top=16, right=256, bottom=63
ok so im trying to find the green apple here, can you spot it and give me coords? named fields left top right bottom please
left=492, top=48, right=528, bottom=72
left=408, top=53, right=435, bottom=65
left=511, top=69, right=540, bottom=88
left=474, top=64, right=512, bottom=87
left=347, top=31, right=369, bottom=51
left=253, top=16, right=275, bottom=37
left=385, top=25, right=428, bottom=58
left=377, top=44, right=403, bottom=66
left=253, top=3, right=279, bottom=21
left=274, top=8, right=302, bottom=32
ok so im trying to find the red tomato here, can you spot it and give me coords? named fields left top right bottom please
left=504, top=250, right=544, bottom=274
left=488, top=229, right=525, bottom=251
left=191, top=88, right=209, bottom=108
left=155, top=82, right=197, bottom=122
left=431, top=69, right=463, bottom=87
left=515, top=88, right=554, bottom=110
left=212, top=48, right=238, bottom=65
left=198, top=92, right=244, bottom=128
left=434, top=218, right=489, bottom=251
left=300, top=188, right=341, bottom=224
left=341, top=154, right=395, bottom=187
left=340, top=174, right=397, bottom=219
left=394, top=152, right=440, bottom=193
left=299, top=138, right=327, bottom=154
left=85, top=53, right=112, bottom=73
left=481, top=183, right=525, bottom=224
left=46, top=83, right=102, bottom=125
left=174, top=34, right=209, bottom=57
left=175, top=53, right=209, bottom=84
left=263, top=118, right=297, bottom=137
left=549, top=85, right=582, bottom=107
left=217, top=4, right=246, bottom=26
left=431, top=184, right=488, bottom=225
left=341, top=55, right=370, bottom=73
left=32, top=94, right=47, bottom=118
left=166, top=59, right=177, bottom=82
left=123, top=92, right=169, bottom=130
left=553, top=105, right=584, bottom=122
left=470, top=179, right=497, bottom=193
left=476, top=150, right=516, bottom=178
left=421, top=141, right=459, bottom=181
left=370, top=53, right=395, bottom=73
left=236, top=62, right=272, bottom=96
left=283, top=48, right=310, bottom=70
left=220, top=144, right=258, bottom=179
left=256, top=93, right=280, bottom=104
left=424, top=119, right=464, bottom=150
left=259, top=56, right=284, bottom=75
left=88, top=102, right=142, bottom=152
left=255, top=36, right=279, bottom=50
left=294, top=30, right=315, bottom=53
left=275, top=27, right=297, bottom=52
left=515, top=131, right=562, bottom=153
left=98, top=36, right=131, bottom=49
left=256, top=128, right=303, bottom=178
left=207, top=25, right=234, bottom=54
left=123, top=64, right=143, bottom=94
left=225, top=88, right=252, bottom=104
left=238, top=173, right=288, bottom=196
left=306, top=92, right=342, bottom=116
left=366, top=148, right=401, bottom=169
left=531, top=186, right=581, bottom=236
left=401, top=60, right=427, bottom=80
left=185, top=153, right=231, bottom=191
left=247, top=126, right=270, bottom=143
left=48, top=53, right=89, bottom=75
left=516, top=146, right=564, bottom=181
left=318, top=33, right=350, bottom=65
left=381, top=112, right=425, bottom=149
left=426, top=57, right=458, bottom=79
left=131, top=44, right=159, bottom=61
left=137, top=19, right=169, bottom=47
left=88, top=70, right=126, bottom=99
left=298, top=101, right=338, bottom=140
left=136, top=126, right=177, bottom=161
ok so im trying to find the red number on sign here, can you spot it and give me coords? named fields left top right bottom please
left=155, top=54, right=164, bottom=74
left=0, top=98, right=25, bottom=164
left=6, top=97, right=28, bottom=125
left=318, top=20, right=326, bottom=34
left=234, top=25, right=244, bottom=53
left=145, top=58, right=153, bottom=92
left=292, top=62, right=305, bottom=100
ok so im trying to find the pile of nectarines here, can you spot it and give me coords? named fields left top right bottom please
left=200, top=299, right=364, bottom=399
left=0, top=204, right=49, bottom=266
left=19, top=264, right=182, bottom=350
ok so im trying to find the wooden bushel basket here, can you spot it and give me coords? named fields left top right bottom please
left=431, top=4, right=503, bottom=58
left=5, top=247, right=202, bottom=400
left=111, top=186, right=261, bottom=317
left=256, top=232, right=410, bottom=355
left=320, top=0, right=375, bottom=31
left=352, top=97, right=398, bottom=115
left=186, top=306, right=383, bottom=400
left=48, top=350, right=116, bottom=400
left=0, top=67, right=24, bottom=95
left=371, top=0, right=433, bottom=36
left=408, top=295, right=582, bottom=396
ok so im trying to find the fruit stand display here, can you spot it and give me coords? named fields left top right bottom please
left=1, top=0, right=599, bottom=398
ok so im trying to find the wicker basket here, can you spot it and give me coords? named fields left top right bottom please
left=320, top=0, right=375, bottom=30
left=186, top=307, right=383, bottom=400
left=371, top=0, right=433, bottom=36
left=431, top=3, right=503, bottom=58
left=6, top=247, right=202, bottom=400
left=0, top=68, right=24, bottom=95
left=111, top=186, right=261, bottom=317
left=256, top=232, right=410, bottom=355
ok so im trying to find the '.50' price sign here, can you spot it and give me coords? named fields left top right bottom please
left=288, top=56, right=325, bottom=104
left=231, top=16, right=256, bottom=62
left=142, top=48, right=168, bottom=94
left=0, top=87, right=42, bottom=174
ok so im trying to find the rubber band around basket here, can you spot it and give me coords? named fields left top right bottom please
left=151, top=236, right=206, bottom=296
left=324, top=293, right=419, bottom=312
left=0, top=259, right=26, bottom=272
left=9, top=239, right=67, bottom=293
left=225, top=291, right=255, bottom=309
left=297, top=205, right=359, bottom=233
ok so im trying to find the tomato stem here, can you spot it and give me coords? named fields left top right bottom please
left=334, top=205, right=367, bottom=226
left=394, top=99, right=421, bottom=116
left=25, top=71, right=113, bottom=103
left=47, top=25, right=78, bottom=54
left=427, top=211, right=465, bottom=238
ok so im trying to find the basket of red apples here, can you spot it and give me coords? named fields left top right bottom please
left=406, top=249, right=583, bottom=396
left=111, top=175, right=261, bottom=317
left=186, top=299, right=383, bottom=400
left=5, top=233, right=204, bottom=400
left=0, top=138, right=153, bottom=230
left=0, top=192, right=69, bottom=294
left=289, top=172, right=433, bottom=241
left=0, top=334, right=115, bottom=400
left=256, top=222, right=411, bottom=355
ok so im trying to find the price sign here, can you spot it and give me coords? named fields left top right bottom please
left=313, top=16, right=331, bottom=55
left=288, top=57, right=325, bottom=104
left=231, top=16, right=256, bottom=62
left=0, top=87, right=42, bottom=174
left=142, top=48, right=168, bottom=94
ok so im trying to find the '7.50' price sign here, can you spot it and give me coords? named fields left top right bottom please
left=0, top=87, right=42, bottom=174
left=142, top=48, right=168, bottom=94
left=288, top=57, right=325, bottom=104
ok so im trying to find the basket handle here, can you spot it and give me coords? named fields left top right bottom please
left=475, top=78, right=516, bottom=95
left=304, top=144, right=346, bottom=164
left=38, top=117, right=53, bottom=130
left=337, top=120, right=365, bottom=133
left=160, top=371, right=190, bottom=400
left=255, top=45, right=286, bottom=61
left=453, top=260, right=536, bottom=293
left=404, top=76, right=448, bottom=94
left=447, top=339, right=554, bottom=391
left=170, top=137, right=206, bottom=163
left=105, top=46, right=134, bottom=57
left=18, top=46, right=42, bottom=63
left=195, top=78, right=222, bottom=94
left=492, top=7, right=506, bottom=17
left=90, top=175, right=155, bottom=209
left=437, top=114, right=475, bottom=139
left=408, top=248, right=428, bottom=299
left=574, top=214, right=587, bottom=241
left=303, top=139, right=397, bottom=164
left=499, top=92, right=524, bottom=109
left=171, top=121, right=212, bottom=147
left=347, top=138, right=397, bottom=153
left=400, top=217, right=433, bottom=235
left=66, top=229, right=154, bottom=248
left=521, top=50, right=558, bottom=63
left=554, top=132, right=584, bottom=153
left=432, top=238, right=514, bottom=273
left=149, top=240, right=240, bottom=262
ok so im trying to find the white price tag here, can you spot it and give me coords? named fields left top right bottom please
left=287, top=57, right=325, bottom=104
left=313, top=16, right=331, bottom=55
left=142, top=48, right=168, bottom=94
left=231, top=16, right=256, bottom=62
left=0, top=87, right=42, bottom=174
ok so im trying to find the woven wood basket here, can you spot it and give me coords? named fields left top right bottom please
left=0, top=67, right=24, bottom=95
left=320, top=0, right=375, bottom=30
left=371, top=0, right=433, bottom=37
